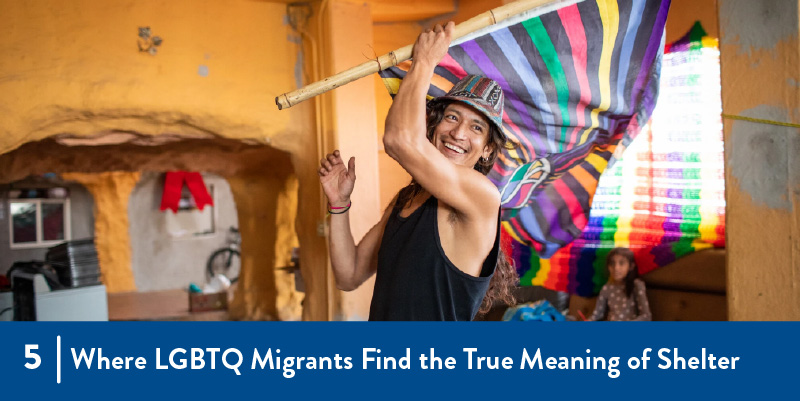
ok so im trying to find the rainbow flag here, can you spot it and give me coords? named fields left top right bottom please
left=514, top=22, right=725, bottom=296
left=379, top=0, right=671, bottom=279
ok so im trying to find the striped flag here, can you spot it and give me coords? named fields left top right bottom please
left=379, top=0, right=670, bottom=265
left=513, top=22, right=725, bottom=296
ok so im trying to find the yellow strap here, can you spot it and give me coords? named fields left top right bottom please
left=721, top=113, right=800, bottom=129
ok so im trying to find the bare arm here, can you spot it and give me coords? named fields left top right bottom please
left=328, top=198, right=392, bottom=291
left=382, top=22, right=500, bottom=219
left=319, top=150, right=390, bottom=291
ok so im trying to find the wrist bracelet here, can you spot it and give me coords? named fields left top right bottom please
left=328, top=201, right=351, bottom=210
left=327, top=201, right=351, bottom=215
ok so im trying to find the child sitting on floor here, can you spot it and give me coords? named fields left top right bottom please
left=586, top=247, right=652, bottom=321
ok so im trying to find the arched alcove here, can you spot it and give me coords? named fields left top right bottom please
left=0, top=132, right=303, bottom=320
left=127, top=172, right=239, bottom=292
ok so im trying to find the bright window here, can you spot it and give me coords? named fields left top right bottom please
left=9, top=198, right=71, bottom=249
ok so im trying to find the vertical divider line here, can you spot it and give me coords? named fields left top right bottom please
left=57, top=335, right=61, bottom=384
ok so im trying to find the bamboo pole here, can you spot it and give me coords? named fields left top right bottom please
left=275, top=0, right=575, bottom=110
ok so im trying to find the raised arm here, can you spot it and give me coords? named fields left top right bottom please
left=382, top=22, right=500, bottom=219
left=319, top=150, right=390, bottom=291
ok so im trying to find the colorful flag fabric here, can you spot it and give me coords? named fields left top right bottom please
left=379, top=1, right=670, bottom=261
left=512, top=22, right=725, bottom=296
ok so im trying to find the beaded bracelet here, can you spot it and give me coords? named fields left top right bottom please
left=327, top=201, right=351, bottom=215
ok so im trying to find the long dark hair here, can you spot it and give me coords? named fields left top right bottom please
left=395, top=100, right=518, bottom=316
left=607, top=247, right=638, bottom=298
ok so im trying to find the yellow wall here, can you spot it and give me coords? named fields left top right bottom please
left=228, top=173, right=299, bottom=320
left=718, top=0, right=800, bottom=320
left=322, top=1, right=383, bottom=320
left=0, top=0, right=304, bottom=153
left=60, top=172, right=141, bottom=293
left=666, top=0, right=718, bottom=43
left=0, top=0, right=329, bottom=320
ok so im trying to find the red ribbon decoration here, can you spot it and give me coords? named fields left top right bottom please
left=160, top=171, right=214, bottom=213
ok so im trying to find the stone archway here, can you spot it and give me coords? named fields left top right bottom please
left=0, top=132, right=303, bottom=320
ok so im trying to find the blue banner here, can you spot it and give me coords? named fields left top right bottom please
left=0, top=322, right=796, bottom=399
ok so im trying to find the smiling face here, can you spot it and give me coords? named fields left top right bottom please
left=431, top=102, right=494, bottom=169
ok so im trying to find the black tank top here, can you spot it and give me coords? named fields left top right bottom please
left=368, top=195, right=499, bottom=321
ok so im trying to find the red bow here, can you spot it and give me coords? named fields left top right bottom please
left=160, top=171, right=214, bottom=213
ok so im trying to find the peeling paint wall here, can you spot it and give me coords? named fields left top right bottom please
left=722, top=0, right=798, bottom=56
left=728, top=106, right=795, bottom=211
left=719, top=0, right=800, bottom=320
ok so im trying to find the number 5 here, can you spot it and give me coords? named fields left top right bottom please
left=25, top=344, right=41, bottom=369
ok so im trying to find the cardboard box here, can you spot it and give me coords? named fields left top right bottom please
left=189, top=291, right=228, bottom=312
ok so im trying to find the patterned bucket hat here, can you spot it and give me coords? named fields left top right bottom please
left=430, top=75, right=505, bottom=137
